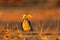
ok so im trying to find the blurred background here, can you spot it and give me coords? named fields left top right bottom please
left=0, top=0, right=60, bottom=40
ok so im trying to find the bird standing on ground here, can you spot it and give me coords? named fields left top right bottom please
left=21, top=14, right=33, bottom=31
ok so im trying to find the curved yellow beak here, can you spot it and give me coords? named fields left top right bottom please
left=27, top=15, right=32, bottom=18
left=23, top=14, right=32, bottom=19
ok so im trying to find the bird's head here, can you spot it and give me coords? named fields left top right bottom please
left=23, top=14, right=32, bottom=19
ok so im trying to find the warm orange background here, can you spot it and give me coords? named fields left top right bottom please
left=0, top=8, right=60, bottom=22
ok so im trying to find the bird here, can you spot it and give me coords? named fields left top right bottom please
left=21, top=14, right=33, bottom=31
